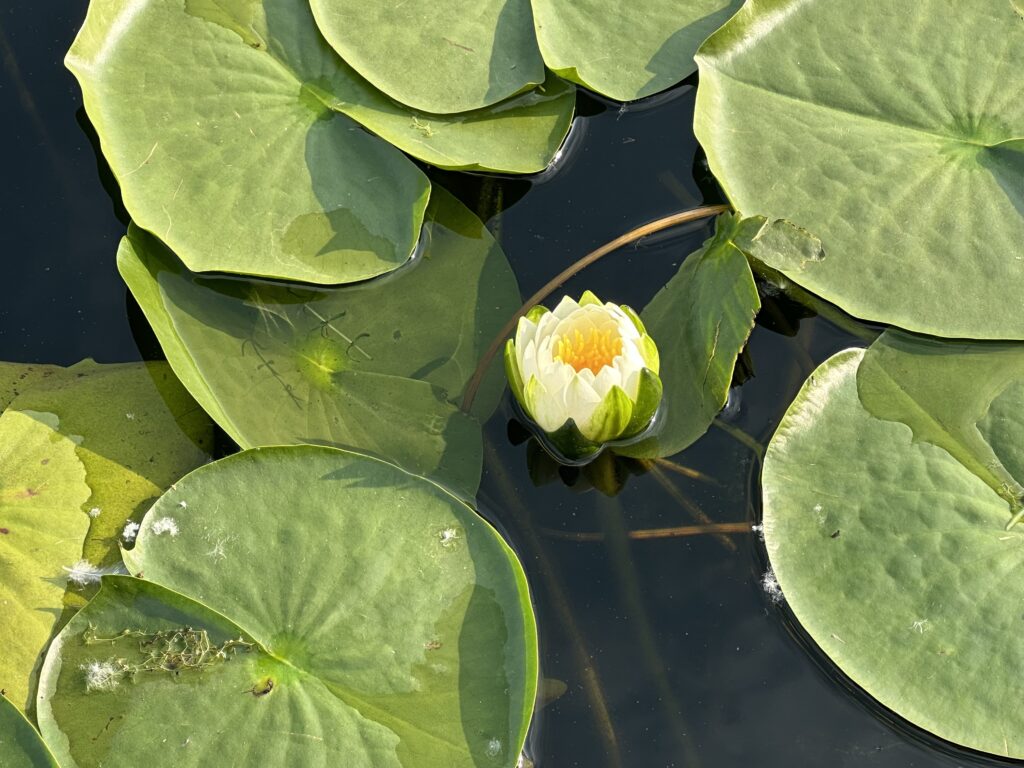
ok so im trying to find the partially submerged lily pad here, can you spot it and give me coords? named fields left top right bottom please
left=118, top=190, right=519, bottom=497
left=0, top=363, right=63, bottom=411
left=39, top=447, right=538, bottom=768
left=532, top=0, right=741, bottom=101
left=695, top=0, right=1024, bottom=338
left=763, top=331, right=1024, bottom=757
left=0, top=410, right=90, bottom=711
left=617, top=213, right=763, bottom=459
left=0, top=694, right=58, bottom=768
left=4, top=361, right=213, bottom=568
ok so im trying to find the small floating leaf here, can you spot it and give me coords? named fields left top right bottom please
left=39, top=447, right=537, bottom=768
left=617, top=213, right=760, bottom=459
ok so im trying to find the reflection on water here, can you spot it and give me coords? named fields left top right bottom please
left=2, top=2, right=1015, bottom=765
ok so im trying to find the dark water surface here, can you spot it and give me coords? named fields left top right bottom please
left=0, top=2, right=1011, bottom=766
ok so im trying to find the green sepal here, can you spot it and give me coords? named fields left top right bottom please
left=578, top=290, right=604, bottom=307
left=525, top=304, right=550, bottom=323
left=504, top=339, right=527, bottom=408
left=545, top=420, right=603, bottom=461
left=623, top=368, right=663, bottom=437
left=584, top=385, right=634, bottom=443
left=638, top=334, right=660, bottom=373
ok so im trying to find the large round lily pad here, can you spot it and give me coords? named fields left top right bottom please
left=763, top=332, right=1024, bottom=757
left=67, top=0, right=430, bottom=284
left=532, top=0, right=741, bottom=101
left=695, top=0, right=1024, bottom=339
left=117, top=190, right=518, bottom=497
left=38, top=447, right=538, bottom=768
left=0, top=694, right=58, bottom=768
left=0, top=410, right=90, bottom=711
left=309, top=0, right=544, bottom=114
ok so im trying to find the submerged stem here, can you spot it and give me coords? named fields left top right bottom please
left=461, top=204, right=729, bottom=412
left=651, top=457, right=722, bottom=486
left=597, top=495, right=702, bottom=767
left=482, top=439, right=623, bottom=768
left=645, top=462, right=737, bottom=552
left=542, top=522, right=752, bottom=542
left=711, top=418, right=765, bottom=459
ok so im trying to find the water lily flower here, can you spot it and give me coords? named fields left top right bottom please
left=505, top=291, right=662, bottom=457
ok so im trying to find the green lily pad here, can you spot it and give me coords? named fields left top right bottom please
left=0, top=695, right=58, bottom=768
left=67, top=0, right=430, bottom=284
left=0, top=364, right=63, bottom=412
left=118, top=190, right=519, bottom=497
left=5, top=361, right=212, bottom=568
left=0, top=410, right=90, bottom=711
left=309, top=0, right=544, bottom=115
left=763, top=333, right=1024, bottom=757
left=38, top=447, right=538, bottom=768
left=330, top=71, right=575, bottom=174
left=618, top=213, right=763, bottom=459
left=695, top=0, right=1024, bottom=339
left=532, top=0, right=741, bottom=101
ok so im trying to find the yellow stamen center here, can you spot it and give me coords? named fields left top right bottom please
left=554, top=327, right=623, bottom=373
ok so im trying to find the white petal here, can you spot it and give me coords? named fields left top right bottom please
left=528, top=375, right=570, bottom=432
left=593, top=365, right=623, bottom=398
left=615, top=354, right=643, bottom=399
left=562, top=374, right=602, bottom=429
left=534, top=309, right=560, bottom=341
left=619, top=342, right=646, bottom=373
left=520, top=338, right=539, bottom=385
left=514, top=316, right=540, bottom=353
left=610, top=306, right=641, bottom=340
left=552, top=295, right=582, bottom=320
left=537, top=333, right=555, bottom=371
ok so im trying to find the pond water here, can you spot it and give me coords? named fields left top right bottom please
left=0, top=2, right=1011, bottom=766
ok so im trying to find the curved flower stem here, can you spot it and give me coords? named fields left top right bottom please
left=461, top=204, right=730, bottom=413
left=482, top=439, right=623, bottom=767
left=541, top=522, right=752, bottom=542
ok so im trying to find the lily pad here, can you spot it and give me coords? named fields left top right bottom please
left=763, top=333, right=1024, bottom=757
left=695, top=0, right=1024, bottom=339
left=67, top=0, right=430, bottom=284
left=330, top=70, right=575, bottom=174
left=0, top=363, right=63, bottom=411
left=617, top=213, right=763, bottom=459
left=0, top=695, right=58, bottom=768
left=38, top=447, right=538, bottom=768
left=0, top=410, right=90, bottom=711
left=118, top=190, right=519, bottom=497
left=309, top=0, right=544, bottom=114
left=5, top=361, right=213, bottom=568
left=532, top=0, right=741, bottom=101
